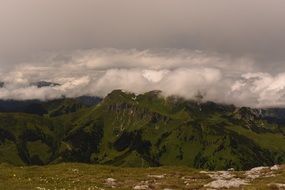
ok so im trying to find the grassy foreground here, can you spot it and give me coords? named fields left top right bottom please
left=0, top=163, right=285, bottom=190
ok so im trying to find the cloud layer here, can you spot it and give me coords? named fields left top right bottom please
left=0, top=1, right=285, bottom=107
left=0, top=49, right=285, bottom=108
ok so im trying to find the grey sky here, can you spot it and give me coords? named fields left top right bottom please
left=1, top=0, right=285, bottom=67
left=1, top=1, right=285, bottom=107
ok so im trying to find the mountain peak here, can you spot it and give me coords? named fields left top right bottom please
left=30, top=81, right=60, bottom=88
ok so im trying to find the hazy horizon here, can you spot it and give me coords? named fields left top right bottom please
left=1, top=1, right=285, bottom=107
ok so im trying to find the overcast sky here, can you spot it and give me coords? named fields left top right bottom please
left=0, top=0, right=285, bottom=107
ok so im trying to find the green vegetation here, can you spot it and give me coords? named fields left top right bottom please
left=0, top=163, right=284, bottom=189
left=0, top=90, right=285, bottom=170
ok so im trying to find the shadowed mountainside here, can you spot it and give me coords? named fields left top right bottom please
left=0, top=90, right=285, bottom=170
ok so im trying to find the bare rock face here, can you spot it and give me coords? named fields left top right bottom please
left=271, top=165, right=280, bottom=171
left=147, top=174, right=166, bottom=179
left=105, top=178, right=117, bottom=188
left=204, top=178, right=249, bottom=189
left=203, top=165, right=281, bottom=189
left=133, top=184, right=150, bottom=190
left=202, top=170, right=249, bottom=189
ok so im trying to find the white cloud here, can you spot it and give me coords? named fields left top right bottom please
left=0, top=48, right=285, bottom=108
left=142, top=70, right=169, bottom=83
left=230, top=73, right=285, bottom=107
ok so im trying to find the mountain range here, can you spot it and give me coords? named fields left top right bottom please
left=0, top=80, right=60, bottom=89
left=0, top=89, right=285, bottom=170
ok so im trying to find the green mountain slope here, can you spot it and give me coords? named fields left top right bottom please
left=0, top=90, right=285, bottom=170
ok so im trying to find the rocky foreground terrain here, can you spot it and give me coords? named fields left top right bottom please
left=0, top=163, right=284, bottom=190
